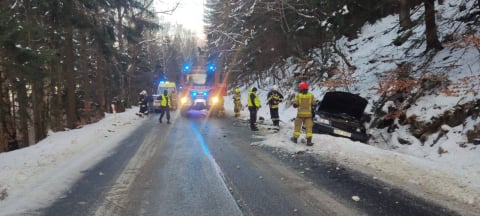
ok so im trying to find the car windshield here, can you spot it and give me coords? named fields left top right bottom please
left=157, top=87, right=175, bottom=95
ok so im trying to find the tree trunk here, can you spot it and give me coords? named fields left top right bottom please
left=424, top=0, right=443, bottom=51
left=79, top=31, right=92, bottom=124
left=399, top=0, right=413, bottom=31
left=0, top=69, right=17, bottom=152
left=117, top=6, right=127, bottom=101
left=48, top=0, right=64, bottom=131
left=64, top=22, right=77, bottom=129
left=31, top=80, right=47, bottom=143
left=96, top=41, right=106, bottom=119
left=15, top=79, right=30, bottom=148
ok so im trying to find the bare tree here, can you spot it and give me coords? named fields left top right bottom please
left=399, top=0, right=413, bottom=30
left=424, top=0, right=443, bottom=51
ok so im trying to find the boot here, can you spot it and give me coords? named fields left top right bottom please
left=290, top=137, right=297, bottom=143
left=306, top=137, right=314, bottom=146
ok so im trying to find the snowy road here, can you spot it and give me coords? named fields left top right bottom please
left=38, top=113, right=459, bottom=216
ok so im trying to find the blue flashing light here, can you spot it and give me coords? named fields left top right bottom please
left=159, top=80, right=165, bottom=84
left=202, top=91, right=208, bottom=97
left=207, top=64, right=215, bottom=72
left=184, top=64, right=190, bottom=71
left=191, top=91, right=198, bottom=97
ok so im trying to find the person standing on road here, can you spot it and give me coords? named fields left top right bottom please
left=138, top=90, right=149, bottom=116
left=170, top=89, right=177, bottom=110
left=267, top=85, right=284, bottom=127
left=233, top=87, right=242, bottom=118
left=291, top=81, right=316, bottom=146
left=158, top=90, right=171, bottom=124
left=247, top=87, right=261, bottom=131
left=147, top=91, right=154, bottom=112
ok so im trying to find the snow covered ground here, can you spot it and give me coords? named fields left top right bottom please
left=0, top=102, right=478, bottom=215
left=0, top=109, right=144, bottom=215
left=1, top=0, right=479, bottom=215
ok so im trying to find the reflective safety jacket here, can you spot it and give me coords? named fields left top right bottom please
left=267, top=90, right=284, bottom=109
left=293, top=92, right=315, bottom=117
left=247, top=89, right=261, bottom=108
left=160, top=94, right=170, bottom=107
left=233, top=93, right=242, bottom=109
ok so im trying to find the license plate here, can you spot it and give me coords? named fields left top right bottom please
left=333, top=129, right=351, bottom=137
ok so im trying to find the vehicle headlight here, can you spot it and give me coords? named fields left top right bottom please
left=180, top=97, right=188, bottom=104
left=317, top=117, right=330, bottom=125
left=211, top=96, right=219, bottom=104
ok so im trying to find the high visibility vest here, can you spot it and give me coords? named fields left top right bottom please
left=295, top=92, right=315, bottom=117
left=160, top=94, right=169, bottom=107
left=247, top=91, right=261, bottom=108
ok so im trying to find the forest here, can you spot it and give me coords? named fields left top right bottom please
left=0, top=0, right=201, bottom=151
left=1, top=0, right=479, bottom=152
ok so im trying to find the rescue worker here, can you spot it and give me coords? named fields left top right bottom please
left=138, top=90, right=148, bottom=116
left=233, top=87, right=242, bottom=118
left=170, top=89, right=177, bottom=110
left=291, top=81, right=316, bottom=146
left=216, top=94, right=226, bottom=117
left=158, top=89, right=171, bottom=124
left=267, top=85, right=284, bottom=127
left=247, top=87, right=261, bottom=131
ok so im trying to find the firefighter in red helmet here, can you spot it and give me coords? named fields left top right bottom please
left=291, top=81, right=316, bottom=146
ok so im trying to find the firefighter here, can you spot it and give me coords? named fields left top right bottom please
left=137, top=90, right=149, bottom=116
left=170, top=89, right=177, bottom=110
left=233, top=87, right=242, bottom=118
left=291, top=81, right=316, bottom=146
left=158, top=90, right=171, bottom=124
left=267, top=85, right=284, bottom=127
left=247, top=87, right=261, bottom=131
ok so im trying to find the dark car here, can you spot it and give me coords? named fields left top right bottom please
left=312, top=91, right=370, bottom=143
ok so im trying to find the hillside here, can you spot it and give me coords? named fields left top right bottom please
left=258, top=0, right=480, bottom=152
left=224, top=1, right=480, bottom=213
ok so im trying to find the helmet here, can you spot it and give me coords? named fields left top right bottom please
left=272, top=85, right=278, bottom=91
left=252, top=87, right=257, bottom=92
left=299, top=82, right=309, bottom=91
left=234, top=88, right=240, bottom=93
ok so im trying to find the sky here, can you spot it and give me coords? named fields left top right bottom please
left=1, top=0, right=480, bottom=215
left=154, top=0, right=206, bottom=39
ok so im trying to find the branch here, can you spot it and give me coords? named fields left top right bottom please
left=207, top=29, right=247, bottom=45
left=155, top=2, right=180, bottom=15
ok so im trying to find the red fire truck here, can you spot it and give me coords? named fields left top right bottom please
left=178, top=61, right=227, bottom=117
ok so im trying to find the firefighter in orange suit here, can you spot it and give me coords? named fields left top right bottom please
left=291, top=82, right=316, bottom=146
left=233, top=87, right=242, bottom=117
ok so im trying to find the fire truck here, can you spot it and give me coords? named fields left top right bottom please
left=178, top=60, right=227, bottom=117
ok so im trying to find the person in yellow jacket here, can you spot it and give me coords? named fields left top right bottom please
left=170, top=89, right=177, bottom=110
left=247, top=87, right=261, bottom=131
left=291, top=81, right=316, bottom=146
left=233, top=87, right=242, bottom=118
left=158, top=90, right=171, bottom=124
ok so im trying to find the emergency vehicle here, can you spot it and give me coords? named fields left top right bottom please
left=152, top=81, right=177, bottom=112
left=178, top=59, right=227, bottom=117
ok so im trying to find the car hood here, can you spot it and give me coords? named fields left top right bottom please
left=317, top=91, right=368, bottom=120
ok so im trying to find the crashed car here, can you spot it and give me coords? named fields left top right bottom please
left=313, top=91, right=370, bottom=143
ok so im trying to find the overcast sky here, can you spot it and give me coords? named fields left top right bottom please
left=155, top=0, right=206, bottom=38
